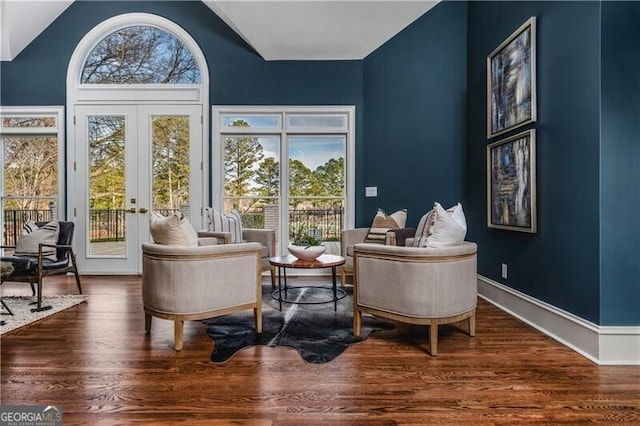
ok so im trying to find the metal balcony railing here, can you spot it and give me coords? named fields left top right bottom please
left=3, top=207, right=344, bottom=246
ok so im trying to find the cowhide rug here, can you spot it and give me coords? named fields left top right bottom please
left=204, top=284, right=394, bottom=363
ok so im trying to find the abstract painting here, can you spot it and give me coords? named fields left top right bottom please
left=487, top=130, right=536, bottom=233
left=487, top=17, right=536, bottom=138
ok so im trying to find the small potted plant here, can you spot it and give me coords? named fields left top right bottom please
left=288, top=225, right=325, bottom=260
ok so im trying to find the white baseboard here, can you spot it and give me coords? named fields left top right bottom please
left=478, top=275, right=640, bottom=366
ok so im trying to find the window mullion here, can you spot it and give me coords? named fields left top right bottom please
left=280, top=130, right=290, bottom=253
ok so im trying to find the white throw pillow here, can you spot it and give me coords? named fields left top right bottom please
left=206, top=208, right=244, bottom=243
left=149, top=211, right=198, bottom=247
left=424, top=202, right=467, bottom=247
left=15, top=220, right=59, bottom=260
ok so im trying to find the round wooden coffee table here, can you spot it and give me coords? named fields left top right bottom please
left=269, top=254, right=346, bottom=311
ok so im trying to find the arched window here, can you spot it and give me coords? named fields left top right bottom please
left=67, top=13, right=209, bottom=274
left=81, top=25, right=201, bottom=84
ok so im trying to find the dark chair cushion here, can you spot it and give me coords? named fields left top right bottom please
left=0, top=256, right=70, bottom=274
left=42, top=258, right=71, bottom=269
left=0, top=256, right=37, bottom=273
left=389, top=228, right=418, bottom=247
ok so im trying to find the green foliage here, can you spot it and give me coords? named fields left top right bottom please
left=88, top=116, right=126, bottom=209
left=290, top=225, right=323, bottom=247
left=224, top=120, right=265, bottom=201
left=314, top=157, right=344, bottom=197
left=289, top=159, right=312, bottom=207
left=151, top=116, right=190, bottom=210
left=240, top=212, right=264, bottom=229
left=255, top=157, right=279, bottom=197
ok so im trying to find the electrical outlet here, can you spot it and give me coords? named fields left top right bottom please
left=365, top=186, right=377, bottom=197
left=501, top=263, right=508, bottom=279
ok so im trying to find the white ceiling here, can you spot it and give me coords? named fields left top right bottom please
left=1, top=0, right=74, bottom=61
left=202, top=1, right=438, bottom=60
left=0, top=0, right=437, bottom=62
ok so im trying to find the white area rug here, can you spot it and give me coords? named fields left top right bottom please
left=0, top=295, right=88, bottom=335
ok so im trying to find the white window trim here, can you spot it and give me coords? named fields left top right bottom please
left=212, top=105, right=356, bottom=253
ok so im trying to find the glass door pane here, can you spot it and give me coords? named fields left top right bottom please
left=151, top=116, right=190, bottom=217
left=223, top=134, right=281, bottom=213
left=288, top=135, right=345, bottom=254
left=223, top=135, right=281, bottom=252
left=87, top=115, right=127, bottom=257
left=76, top=105, right=202, bottom=274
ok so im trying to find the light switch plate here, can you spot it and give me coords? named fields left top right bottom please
left=365, top=186, right=377, bottom=197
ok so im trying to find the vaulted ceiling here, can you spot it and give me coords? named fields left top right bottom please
left=0, top=0, right=438, bottom=62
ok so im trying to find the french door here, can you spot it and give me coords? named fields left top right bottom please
left=74, top=104, right=203, bottom=274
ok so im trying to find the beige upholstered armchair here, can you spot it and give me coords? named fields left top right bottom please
left=142, top=241, right=263, bottom=351
left=352, top=241, right=477, bottom=355
left=199, top=209, right=276, bottom=288
left=339, top=227, right=414, bottom=286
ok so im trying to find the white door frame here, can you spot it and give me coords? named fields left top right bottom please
left=74, top=104, right=203, bottom=274
left=66, top=13, right=209, bottom=274
left=212, top=105, right=356, bottom=256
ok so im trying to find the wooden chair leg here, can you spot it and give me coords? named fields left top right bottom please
left=340, top=268, right=346, bottom=288
left=70, top=251, right=82, bottom=294
left=174, top=319, right=184, bottom=351
left=353, top=307, right=362, bottom=336
left=31, top=277, right=51, bottom=312
left=429, top=320, right=438, bottom=356
left=468, top=311, right=476, bottom=337
left=254, top=304, right=262, bottom=334
left=270, top=268, right=276, bottom=289
left=145, top=313, right=152, bottom=332
left=33, top=278, right=42, bottom=311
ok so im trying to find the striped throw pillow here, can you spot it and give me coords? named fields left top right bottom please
left=364, top=209, right=407, bottom=244
left=412, top=208, right=436, bottom=247
left=207, top=208, right=244, bottom=243
left=15, top=220, right=59, bottom=260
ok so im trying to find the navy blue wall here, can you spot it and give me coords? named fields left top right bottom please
left=0, top=1, right=363, bottom=106
left=361, top=1, right=468, bottom=227
left=600, top=2, right=640, bottom=325
left=0, top=0, right=363, bottom=213
left=467, top=2, right=602, bottom=323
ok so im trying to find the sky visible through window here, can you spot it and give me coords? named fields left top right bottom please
left=258, top=136, right=344, bottom=170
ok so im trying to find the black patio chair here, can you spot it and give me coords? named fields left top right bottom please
left=1, top=221, right=82, bottom=312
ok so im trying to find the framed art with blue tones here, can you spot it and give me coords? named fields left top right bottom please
left=487, top=129, right=536, bottom=233
left=487, top=17, right=536, bottom=138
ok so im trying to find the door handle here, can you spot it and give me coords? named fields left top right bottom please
left=126, top=208, right=136, bottom=214
left=139, top=208, right=149, bottom=214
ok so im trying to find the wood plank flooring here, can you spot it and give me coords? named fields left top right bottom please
left=1, top=275, right=639, bottom=424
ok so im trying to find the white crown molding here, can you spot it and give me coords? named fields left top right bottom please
left=478, top=275, right=640, bottom=365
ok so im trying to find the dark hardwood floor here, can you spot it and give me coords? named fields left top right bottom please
left=1, top=275, right=639, bottom=424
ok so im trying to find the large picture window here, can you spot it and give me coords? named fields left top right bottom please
left=213, top=106, right=355, bottom=256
